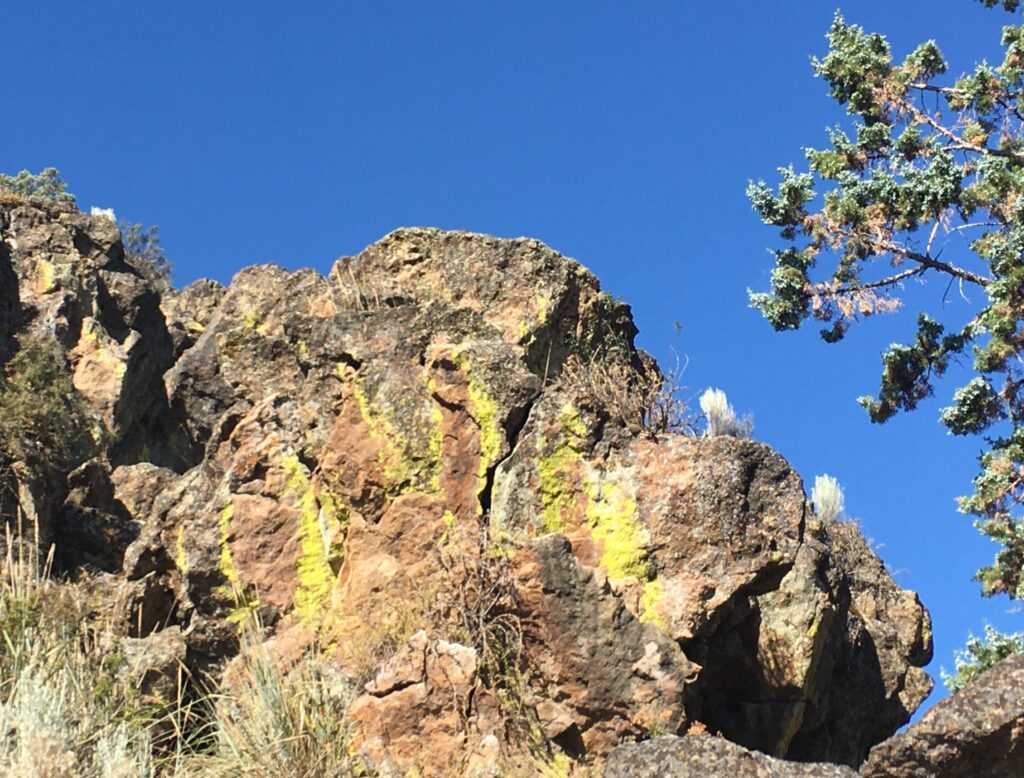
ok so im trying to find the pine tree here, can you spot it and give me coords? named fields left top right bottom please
left=749, top=1, right=1024, bottom=599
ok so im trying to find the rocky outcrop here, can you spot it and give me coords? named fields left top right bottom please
left=860, top=653, right=1024, bottom=777
left=0, top=200, right=940, bottom=774
left=606, top=653, right=1024, bottom=778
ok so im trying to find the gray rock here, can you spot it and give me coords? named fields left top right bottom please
left=604, top=735, right=857, bottom=777
left=860, top=653, right=1024, bottom=778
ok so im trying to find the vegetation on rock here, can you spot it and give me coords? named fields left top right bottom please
left=943, top=623, right=1024, bottom=691
left=121, top=220, right=173, bottom=288
left=811, top=474, right=846, bottom=523
left=0, top=167, right=74, bottom=204
left=0, top=341, right=98, bottom=469
left=698, top=388, right=752, bottom=438
left=749, top=1, right=1024, bottom=643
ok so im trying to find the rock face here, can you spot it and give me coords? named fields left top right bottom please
left=604, top=735, right=857, bottom=778
left=0, top=200, right=939, bottom=774
left=860, top=653, right=1024, bottom=777
left=606, top=654, right=1024, bottom=778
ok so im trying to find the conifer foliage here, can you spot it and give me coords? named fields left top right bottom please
left=749, top=1, right=1024, bottom=598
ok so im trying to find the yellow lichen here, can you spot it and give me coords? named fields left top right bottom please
left=536, top=294, right=549, bottom=324
left=435, top=351, right=502, bottom=509
left=640, top=578, right=667, bottom=630
left=36, top=260, right=56, bottom=294
left=282, top=455, right=347, bottom=625
left=427, top=378, right=444, bottom=492
left=350, top=375, right=414, bottom=492
left=537, top=751, right=573, bottom=778
left=537, top=403, right=587, bottom=533
left=79, top=319, right=127, bottom=378
left=585, top=472, right=649, bottom=582
left=241, top=307, right=262, bottom=331
left=218, top=503, right=258, bottom=624
left=466, top=372, right=501, bottom=505
left=345, top=368, right=445, bottom=497
left=174, top=524, right=188, bottom=574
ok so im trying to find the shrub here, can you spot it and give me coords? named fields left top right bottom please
left=0, top=524, right=156, bottom=777
left=943, top=625, right=1024, bottom=693
left=197, top=625, right=362, bottom=777
left=699, top=388, right=753, bottom=438
left=0, top=342, right=98, bottom=469
left=559, top=326, right=695, bottom=439
left=119, top=221, right=172, bottom=289
left=811, top=474, right=845, bottom=523
left=0, top=168, right=75, bottom=204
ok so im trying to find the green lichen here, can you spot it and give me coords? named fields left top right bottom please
left=282, top=455, right=347, bottom=625
left=775, top=704, right=806, bottom=757
left=538, top=403, right=587, bottom=533
left=585, top=473, right=649, bottom=582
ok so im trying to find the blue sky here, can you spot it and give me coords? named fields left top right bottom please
left=4, top=1, right=1020, bottom=710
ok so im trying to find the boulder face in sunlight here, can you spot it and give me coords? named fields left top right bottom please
left=0, top=197, right=957, bottom=776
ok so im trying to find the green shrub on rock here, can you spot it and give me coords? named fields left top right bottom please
left=943, top=624, right=1024, bottom=692
left=0, top=341, right=98, bottom=469
left=0, top=168, right=75, bottom=204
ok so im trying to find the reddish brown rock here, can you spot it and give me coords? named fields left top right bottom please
left=0, top=204, right=942, bottom=773
left=346, top=630, right=505, bottom=777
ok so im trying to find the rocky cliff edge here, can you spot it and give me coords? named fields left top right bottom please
left=0, top=199, right=937, bottom=774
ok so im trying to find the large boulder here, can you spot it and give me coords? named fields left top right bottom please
left=860, top=653, right=1024, bottom=778
left=493, top=395, right=931, bottom=766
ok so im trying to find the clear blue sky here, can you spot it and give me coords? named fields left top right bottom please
left=4, top=1, right=1019, bottom=711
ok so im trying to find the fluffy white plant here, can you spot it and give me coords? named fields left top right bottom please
left=699, top=388, right=753, bottom=438
left=89, top=206, right=116, bottom=222
left=811, top=474, right=845, bottom=522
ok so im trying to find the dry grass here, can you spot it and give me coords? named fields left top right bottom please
left=0, top=522, right=158, bottom=777
left=0, top=519, right=370, bottom=777
left=559, top=346, right=694, bottom=439
left=0, top=188, right=29, bottom=206
left=176, top=621, right=364, bottom=778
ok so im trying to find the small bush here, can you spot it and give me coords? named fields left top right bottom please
left=699, top=388, right=753, bottom=438
left=559, top=331, right=695, bottom=439
left=943, top=625, right=1024, bottom=693
left=0, top=525, right=157, bottom=777
left=0, top=168, right=75, bottom=204
left=811, top=474, right=845, bottom=522
left=198, top=625, right=362, bottom=777
left=119, top=221, right=172, bottom=289
left=0, top=341, right=99, bottom=469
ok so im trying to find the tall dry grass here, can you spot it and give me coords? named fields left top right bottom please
left=0, top=519, right=367, bottom=777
